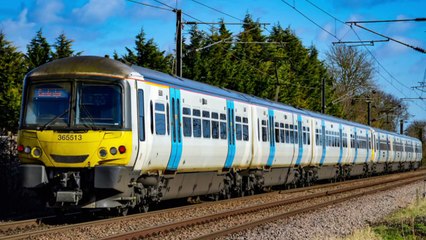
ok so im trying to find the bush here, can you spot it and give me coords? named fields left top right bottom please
left=0, top=134, right=20, bottom=217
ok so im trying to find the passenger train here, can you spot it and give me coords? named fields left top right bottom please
left=17, top=56, right=423, bottom=213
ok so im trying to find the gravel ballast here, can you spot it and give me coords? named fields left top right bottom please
left=228, top=180, right=425, bottom=240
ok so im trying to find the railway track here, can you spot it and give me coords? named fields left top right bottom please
left=1, top=170, right=424, bottom=240
left=103, top=171, right=426, bottom=240
left=0, top=219, right=41, bottom=235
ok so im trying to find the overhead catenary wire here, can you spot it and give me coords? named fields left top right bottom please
left=286, top=0, right=426, bottom=111
left=151, top=0, right=175, bottom=10
left=191, top=0, right=243, bottom=22
left=126, top=0, right=173, bottom=12
left=280, top=0, right=341, bottom=41
left=182, top=2, right=318, bottom=91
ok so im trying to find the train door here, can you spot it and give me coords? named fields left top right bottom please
left=224, top=100, right=236, bottom=170
left=340, top=125, right=350, bottom=165
left=165, top=88, right=182, bottom=172
left=294, top=115, right=306, bottom=166
left=131, top=81, right=148, bottom=171
left=318, top=119, right=327, bottom=166
left=365, top=130, right=370, bottom=163
left=250, top=106, right=267, bottom=168
left=310, top=119, right=322, bottom=166
left=266, top=109, right=276, bottom=168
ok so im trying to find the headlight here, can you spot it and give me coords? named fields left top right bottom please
left=31, top=147, right=42, bottom=158
left=24, top=146, right=31, bottom=154
left=99, top=148, right=107, bottom=158
left=110, top=147, right=117, bottom=155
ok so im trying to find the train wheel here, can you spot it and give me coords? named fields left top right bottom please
left=138, top=204, right=149, bottom=213
left=118, top=207, right=129, bottom=216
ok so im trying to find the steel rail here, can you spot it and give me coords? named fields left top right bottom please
left=100, top=173, right=426, bottom=240
left=0, top=219, right=40, bottom=234
left=195, top=176, right=425, bottom=240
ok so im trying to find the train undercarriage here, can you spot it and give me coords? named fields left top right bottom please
left=20, top=162, right=419, bottom=215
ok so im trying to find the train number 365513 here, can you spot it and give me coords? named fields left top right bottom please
left=57, top=135, right=83, bottom=141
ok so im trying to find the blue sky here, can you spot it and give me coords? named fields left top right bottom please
left=1, top=0, right=425, bottom=124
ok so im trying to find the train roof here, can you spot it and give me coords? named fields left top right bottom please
left=132, top=65, right=371, bottom=129
left=27, top=56, right=137, bottom=80
left=133, top=63, right=419, bottom=141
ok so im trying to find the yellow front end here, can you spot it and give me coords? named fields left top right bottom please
left=18, top=130, right=132, bottom=168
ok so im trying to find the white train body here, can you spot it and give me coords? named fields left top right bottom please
left=19, top=57, right=423, bottom=211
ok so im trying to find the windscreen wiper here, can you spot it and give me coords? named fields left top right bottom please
left=38, top=109, right=69, bottom=131
left=79, top=104, right=99, bottom=130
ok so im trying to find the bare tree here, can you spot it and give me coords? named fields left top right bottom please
left=326, top=45, right=375, bottom=97
left=326, top=45, right=378, bottom=124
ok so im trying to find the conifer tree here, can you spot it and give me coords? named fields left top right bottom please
left=198, top=21, right=233, bottom=88
left=183, top=25, right=206, bottom=80
left=52, top=33, right=79, bottom=59
left=121, top=28, right=172, bottom=73
left=26, top=29, right=51, bottom=69
left=0, top=32, right=27, bottom=132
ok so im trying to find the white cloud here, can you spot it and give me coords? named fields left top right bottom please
left=72, top=0, right=125, bottom=23
left=34, top=0, right=64, bottom=24
left=0, top=8, right=36, bottom=50
left=385, top=14, right=414, bottom=35
left=375, top=35, right=423, bottom=58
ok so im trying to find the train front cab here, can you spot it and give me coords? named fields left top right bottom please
left=18, top=58, right=140, bottom=211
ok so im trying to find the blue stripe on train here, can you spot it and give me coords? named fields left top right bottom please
left=266, top=109, right=275, bottom=167
left=353, top=128, right=358, bottom=164
left=295, top=115, right=303, bottom=166
left=338, top=124, right=343, bottom=164
left=224, top=100, right=236, bottom=169
left=166, top=88, right=183, bottom=171
left=319, top=119, right=326, bottom=165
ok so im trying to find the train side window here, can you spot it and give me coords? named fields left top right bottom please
left=183, top=107, right=191, bottom=115
left=261, top=120, right=268, bottom=142
left=202, top=111, right=210, bottom=138
left=302, top=126, right=306, bottom=145
left=315, top=129, right=319, bottom=146
left=280, top=128, right=285, bottom=143
left=243, top=124, right=249, bottom=141
left=236, top=123, right=242, bottom=140
left=275, top=122, right=280, bottom=143
left=155, top=103, right=166, bottom=135
left=183, top=117, right=192, bottom=137
left=212, top=120, right=219, bottom=139
left=220, top=113, right=226, bottom=120
left=166, top=103, right=170, bottom=135
left=285, top=129, right=290, bottom=143
left=193, top=109, right=201, bottom=117
left=257, top=119, right=260, bottom=141
left=193, top=109, right=201, bottom=138
left=182, top=106, right=191, bottom=137
left=211, top=112, right=219, bottom=139
left=242, top=117, right=249, bottom=141
left=137, top=90, right=145, bottom=141
left=307, top=132, right=311, bottom=145
left=294, top=126, right=298, bottom=144
left=220, top=122, right=227, bottom=139
left=150, top=101, right=154, bottom=134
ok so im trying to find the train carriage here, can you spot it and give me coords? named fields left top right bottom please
left=17, top=56, right=422, bottom=213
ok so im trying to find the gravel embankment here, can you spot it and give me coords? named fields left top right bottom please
left=228, top=180, right=424, bottom=240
